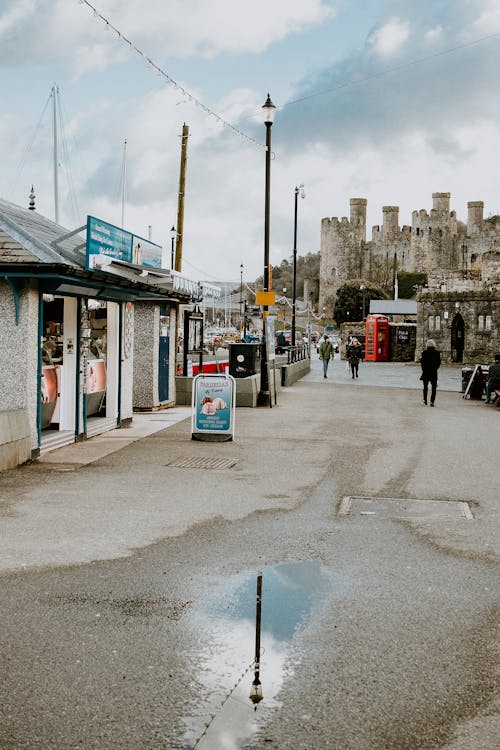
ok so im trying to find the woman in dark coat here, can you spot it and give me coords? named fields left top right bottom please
left=420, top=339, right=441, bottom=406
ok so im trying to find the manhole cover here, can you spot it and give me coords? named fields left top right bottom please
left=338, top=496, right=473, bottom=520
left=165, top=456, right=238, bottom=470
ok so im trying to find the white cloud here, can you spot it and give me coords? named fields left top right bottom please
left=1, top=0, right=334, bottom=70
left=469, top=0, right=500, bottom=35
left=425, top=25, right=444, bottom=42
left=0, top=0, right=35, bottom=36
left=368, top=17, right=410, bottom=57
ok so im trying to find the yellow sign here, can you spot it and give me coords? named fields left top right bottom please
left=256, top=291, right=276, bottom=307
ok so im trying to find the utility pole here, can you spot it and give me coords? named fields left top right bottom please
left=175, top=123, right=189, bottom=272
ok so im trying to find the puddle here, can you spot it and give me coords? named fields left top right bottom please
left=180, top=559, right=335, bottom=750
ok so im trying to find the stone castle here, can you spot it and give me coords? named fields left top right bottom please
left=319, top=192, right=500, bottom=315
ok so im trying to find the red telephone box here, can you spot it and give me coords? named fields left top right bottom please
left=365, top=314, right=390, bottom=361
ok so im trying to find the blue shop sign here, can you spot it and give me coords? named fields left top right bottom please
left=86, top=216, right=162, bottom=269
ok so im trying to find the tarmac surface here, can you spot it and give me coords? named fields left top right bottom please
left=0, top=354, right=498, bottom=749
left=0, top=355, right=489, bottom=573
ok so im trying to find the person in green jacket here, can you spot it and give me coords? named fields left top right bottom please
left=319, top=336, right=334, bottom=378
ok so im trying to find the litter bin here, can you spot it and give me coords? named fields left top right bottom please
left=461, top=367, right=474, bottom=393
left=228, top=343, right=261, bottom=378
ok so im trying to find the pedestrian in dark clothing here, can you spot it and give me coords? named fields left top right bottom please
left=347, top=338, right=363, bottom=379
left=485, top=354, right=500, bottom=404
left=420, top=339, right=441, bottom=406
left=319, top=336, right=334, bottom=378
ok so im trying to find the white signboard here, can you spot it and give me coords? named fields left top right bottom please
left=191, top=374, right=236, bottom=442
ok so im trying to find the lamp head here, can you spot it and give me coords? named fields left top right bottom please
left=296, top=184, right=305, bottom=199
left=170, top=226, right=176, bottom=240
left=262, top=94, right=276, bottom=125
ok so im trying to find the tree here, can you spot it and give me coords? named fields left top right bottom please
left=255, top=252, right=320, bottom=303
left=397, top=272, right=428, bottom=298
left=333, top=280, right=389, bottom=326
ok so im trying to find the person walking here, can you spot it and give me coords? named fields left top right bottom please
left=347, top=337, right=363, bottom=379
left=420, top=338, right=441, bottom=406
left=485, top=353, right=500, bottom=404
left=319, top=335, right=334, bottom=378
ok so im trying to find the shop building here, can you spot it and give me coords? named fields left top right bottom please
left=0, top=198, right=195, bottom=470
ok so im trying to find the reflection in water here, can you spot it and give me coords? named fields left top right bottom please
left=181, top=559, right=333, bottom=750
left=249, top=573, right=263, bottom=709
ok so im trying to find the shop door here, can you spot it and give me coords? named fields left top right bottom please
left=451, top=313, right=465, bottom=363
left=158, top=307, right=170, bottom=402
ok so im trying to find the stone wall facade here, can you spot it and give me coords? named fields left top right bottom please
left=320, top=193, right=500, bottom=315
left=320, top=192, right=499, bottom=363
left=416, top=289, right=499, bottom=364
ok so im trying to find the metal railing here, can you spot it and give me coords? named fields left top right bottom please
left=286, top=343, right=309, bottom=364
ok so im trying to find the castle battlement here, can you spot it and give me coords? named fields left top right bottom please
left=319, top=192, right=498, bottom=316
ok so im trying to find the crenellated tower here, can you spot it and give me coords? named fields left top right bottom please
left=319, top=198, right=367, bottom=314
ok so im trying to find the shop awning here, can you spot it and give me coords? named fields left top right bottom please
left=1, top=264, right=192, bottom=303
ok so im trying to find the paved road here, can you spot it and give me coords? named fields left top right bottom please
left=0, top=358, right=498, bottom=749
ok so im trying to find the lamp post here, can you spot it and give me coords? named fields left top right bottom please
left=360, top=284, right=366, bottom=320
left=170, top=226, right=176, bottom=270
left=292, top=184, right=305, bottom=346
left=282, top=287, right=287, bottom=330
left=257, top=94, right=276, bottom=407
left=240, top=263, right=244, bottom=336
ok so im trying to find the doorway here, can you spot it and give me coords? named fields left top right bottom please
left=451, top=313, right=465, bottom=363
left=158, top=305, right=170, bottom=402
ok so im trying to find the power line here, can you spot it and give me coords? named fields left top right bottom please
left=284, top=31, right=500, bottom=109
left=78, top=0, right=265, bottom=149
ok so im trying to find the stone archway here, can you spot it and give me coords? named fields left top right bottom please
left=451, top=313, right=465, bottom=363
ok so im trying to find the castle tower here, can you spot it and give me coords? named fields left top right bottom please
left=467, top=201, right=484, bottom=236
left=432, top=192, right=451, bottom=213
left=319, top=198, right=368, bottom=315
left=382, top=206, right=399, bottom=242
left=350, top=198, right=367, bottom=238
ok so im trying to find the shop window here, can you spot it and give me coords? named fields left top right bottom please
left=435, top=316, right=441, bottom=331
left=428, top=315, right=434, bottom=331
left=478, top=315, right=484, bottom=331
left=485, top=315, right=492, bottom=331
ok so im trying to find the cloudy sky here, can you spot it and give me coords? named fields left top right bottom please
left=1, top=0, right=499, bottom=283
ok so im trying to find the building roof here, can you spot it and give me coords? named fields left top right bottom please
left=369, top=299, right=417, bottom=315
left=0, top=198, right=219, bottom=302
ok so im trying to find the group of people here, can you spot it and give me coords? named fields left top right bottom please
left=318, top=335, right=363, bottom=379
left=319, top=334, right=499, bottom=408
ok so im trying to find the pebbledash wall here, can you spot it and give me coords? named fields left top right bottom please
left=0, top=279, right=136, bottom=471
left=320, top=192, right=499, bottom=363
left=0, top=281, right=38, bottom=468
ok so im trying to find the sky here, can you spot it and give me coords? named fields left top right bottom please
left=0, top=0, right=499, bottom=284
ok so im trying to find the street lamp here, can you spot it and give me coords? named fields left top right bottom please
left=292, top=184, right=305, bottom=346
left=257, top=93, right=276, bottom=407
left=170, top=226, right=176, bottom=270
left=240, top=263, right=244, bottom=337
left=360, top=284, right=366, bottom=320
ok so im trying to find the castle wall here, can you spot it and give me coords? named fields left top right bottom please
left=320, top=193, right=499, bottom=362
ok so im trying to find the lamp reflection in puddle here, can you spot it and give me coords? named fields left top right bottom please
left=249, top=572, right=263, bottom=709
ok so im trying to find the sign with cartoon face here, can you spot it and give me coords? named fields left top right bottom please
left=192, top=374, right=236, bottom=440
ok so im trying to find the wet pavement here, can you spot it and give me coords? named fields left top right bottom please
left=0, top=357, right=498, bottom=749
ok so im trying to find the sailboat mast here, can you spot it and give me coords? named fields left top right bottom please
left=52, top=83, right=59, bottom=224
left=121, top=138, right=127, bottom=228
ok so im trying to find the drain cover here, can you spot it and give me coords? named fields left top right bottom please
left=165, top=456, right=238, bottom=470
left=338, top=496, right=473, bottom=520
